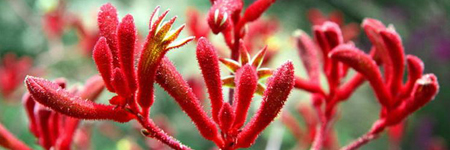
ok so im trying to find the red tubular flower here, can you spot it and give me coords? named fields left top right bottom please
left=232, top=64, right=258, bottom=129
left=384, top=74, right=439, bottom=126
left=332, top=18, right=440, bottom=150
left=404, top=74, right=439, bottom=114
left=93, top=37, right=115, bottom=92
left=242, top=0, right=276, bottom=23
left=117, top=14, right=137, bottom=91
left=25, top=76, right=134, bottom=122
left=380, top=29, right=405, bottom=97
left=196, top=37, right=224, bottom=123
left=330, top=45, right=391, bottom=107
left=294, top=30, right=321, bottom=82
left=155, top=58, right=222, bottom=144
left=22, top=76, right=105, bottom=150
left=400, top=55, right=424, bottom=98
left=236, top=61, right=294, bottom=148
left=362, top=18, right=393, bottom=82
left=98, top=3, right=120, bottom=68
left=313, top=22, right=344, bottom=97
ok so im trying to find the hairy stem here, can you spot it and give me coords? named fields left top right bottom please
left=135, top=113, right=191, bottom=150
left=340, top=131, right=381, bottom=150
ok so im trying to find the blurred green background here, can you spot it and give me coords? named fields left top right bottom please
left=0, top=0, right=449, bottom=149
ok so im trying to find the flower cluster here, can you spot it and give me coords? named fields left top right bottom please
left=23, top=76, right=104, bottom=150
left=289, top=18, right=439, bottom=149
left=195, top=38, right=294, bottom=149
left=21, top=2, right=295, bottom=150
left=0, top=1, right=439, bottom=150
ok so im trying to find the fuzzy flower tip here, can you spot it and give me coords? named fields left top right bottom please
left=25, top=76, right=133, bottom=123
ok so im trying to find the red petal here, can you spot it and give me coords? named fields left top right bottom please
left=406, top=74, right=439, bottom=113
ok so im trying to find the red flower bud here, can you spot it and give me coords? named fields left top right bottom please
left=243, top=0, right=276, bottom=23
left=232, top=64, right=258, bottom=129
left=294, top=30, right=321, bottom=82
left=93, top=37, right=115, bottom=92
left=330, top=45, right=392, bottom=108
left=117, top=14, right=137, bottom=91
left=362, top=18, right=392, bottom=82
left=25, top=76, right=133, bottom=123
left=405, top=74, right=439, bottom=114
left=236, top=61, right=294, bottom=148
left=400, top=55, right=424, bottom=98
left=98, top=3, right=120, bottom=68
left=380, top=29, right=405, bottom=96
left=385, top=74, right=439, bottom=126
left=196, top=37, right=224, bottom=123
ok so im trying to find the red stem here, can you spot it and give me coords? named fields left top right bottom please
left=310, top=118, right=329, bottom=150
left=135, top=113, right=191, bottom=150
left=340, top=131, right=381, bottom=150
